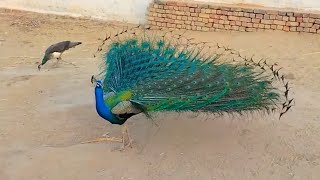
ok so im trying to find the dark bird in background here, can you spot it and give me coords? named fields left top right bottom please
left=38, top=41, right=82, bottom=70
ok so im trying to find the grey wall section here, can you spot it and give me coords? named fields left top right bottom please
left=0, top=0, right=319, bottom=23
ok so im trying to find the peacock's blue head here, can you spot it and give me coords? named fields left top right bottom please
left=91, top=75, right=103, bottom=89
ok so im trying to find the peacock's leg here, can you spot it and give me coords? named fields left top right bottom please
left=80, top=124, right=133, bottom=147
left=55, top=54, right=62, bottom=67
left=120, top=124, right=133, bottom=150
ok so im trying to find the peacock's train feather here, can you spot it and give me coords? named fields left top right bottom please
left=92, top=25, right=294, bottom=124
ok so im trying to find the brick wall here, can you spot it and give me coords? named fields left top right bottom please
left=147, top=0, right=320, bottom=33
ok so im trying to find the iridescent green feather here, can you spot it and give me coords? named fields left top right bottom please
left=98, top=32, right=282, bottom=116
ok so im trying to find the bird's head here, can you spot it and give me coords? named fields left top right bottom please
left=91, top=75, right=103, bottom=89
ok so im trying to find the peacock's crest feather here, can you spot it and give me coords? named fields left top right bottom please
left=93, top=25, right=294, bottom=120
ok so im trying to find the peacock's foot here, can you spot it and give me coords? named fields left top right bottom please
left=80, top=136, right=122, bottom=144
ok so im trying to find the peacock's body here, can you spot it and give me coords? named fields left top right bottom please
left=91, top=26, right=293, bottom=128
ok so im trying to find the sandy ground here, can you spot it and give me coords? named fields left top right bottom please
left=0, top=9, right=320, bottom=180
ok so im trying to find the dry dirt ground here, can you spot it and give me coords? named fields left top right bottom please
left=0, top=9, right=320, bottom=180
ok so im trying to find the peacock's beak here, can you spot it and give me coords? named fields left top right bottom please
left=91, top=75, right=97, bottom=84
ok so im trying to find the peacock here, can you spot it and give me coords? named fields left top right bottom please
left=38, top=40, right=82, bottom=70
left=86, top=25, right=294, bottom=149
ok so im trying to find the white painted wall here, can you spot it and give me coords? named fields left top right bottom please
left=0, top=0, right=153, bottom=23
left=0, top=0, right=320, bottom=23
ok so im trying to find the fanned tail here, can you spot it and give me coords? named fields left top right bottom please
left=93, top=25, right=294, bottom=120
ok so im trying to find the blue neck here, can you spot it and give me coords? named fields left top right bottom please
left=94, top=86, right=125, bottom=125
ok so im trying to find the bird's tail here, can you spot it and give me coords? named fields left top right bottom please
left=68, top=41, right=82, bottom=48
left=93, top=25, right=294, bottom=119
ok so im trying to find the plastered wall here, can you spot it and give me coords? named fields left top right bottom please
left=0, top=0, right=319, bottom=23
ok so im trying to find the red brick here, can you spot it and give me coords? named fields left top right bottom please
left=286, top=21, right=299, bottom=26
left=240, top=17, right=251, bottom=22
left=302, top=17, right=309, bottom=22
left=303, top=27, right=310, bottom=32
left=279, top=11, right=286, bottom=16
left=309, top=18, right=315, bottom=23
left=238, top=12, right=244, bottom=16
left=212, top=24, right=219, bottom=28
left=271, top=25, right=277, bottom=29
left=230, top=21, right=236, bottom=25
left=239, top=27, right=246, bottom=31
left=220, top=15, right=228, bottom=20
left=254, top=9, right=266, bottom=14
left=300, top=22, right=313, bottom=28
left=270, top=15, right=276, bottom=20
left=252, top=18, right=260, bottom=23
left=294, top=12, right=303, bottom=17
left=264, top=14, right=270, bottom=19
left=266, top=10, right=278, bottom=15
left=221, top=10, right=228, bottom=15
left=191, top=13, right=198, bottom=17
left=315, top=19, right=320, bottom=24
left=210, top=14, right=220, bottom=19
left=290, top=27, right=297, bottom=31
left=261, top=19, right=273, bottom=24
left=256, top=14, right=263, bottom=19
left=310, top=28, right=317, bottom=33
left=235, top=21, right=242, bottom=26
left=246, top=22, right=253, bottom=27
left=283, top=16, right=289, bottom=21
left=274, top=20, right=286, bottom=25
left=283, top=26, right=290, bottom=31
left=287, top=12, right=294, bottom=16
left=249, top=13, right=256, bottom=18
left=258, top=24, right=265, bottom=29
left=253, top=23, right=259, bottom=28
left=297, top=27, right=303, bottom=32
left=202, top=27, right=210, bottom=31
left=205, top=23, right=213, bottom=27
left=246, top=28, right=256, bottom=32
left=289, top=16, right=296, bottom=21
left=277, top=25, right=284, bottom=30
left=232, top=26, right=239, bottom=31
left=303, top=14, right=310, bottom=18
left=224, top=25, right=231, bottom=30
left=199, top=13, right=210, bottom=18
left=228, top=16, right=240, bottom=21
left=296, top=17, right=303, bottom=22
left=205, top=9, right=212, bottom=14
left=244, top=12, right=250, bottom=17
left=277, top=15, right=283, bottom=21
left=312, top=24, right=320, bottom=29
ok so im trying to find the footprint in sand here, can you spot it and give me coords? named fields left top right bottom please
left=6, top=75, right=34, bottom=86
